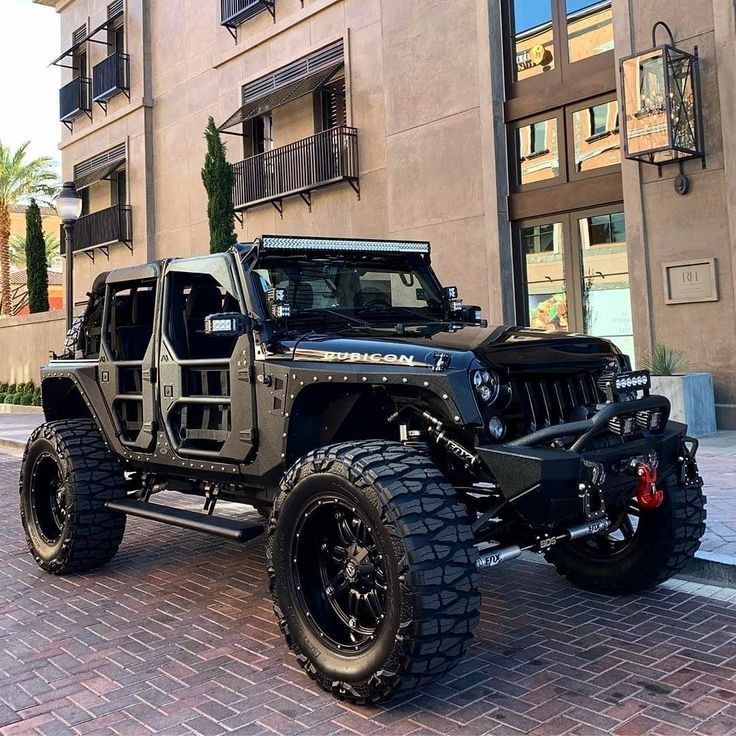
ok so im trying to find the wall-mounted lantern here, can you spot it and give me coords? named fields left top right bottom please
left=619, top=22, right=704, bottom=194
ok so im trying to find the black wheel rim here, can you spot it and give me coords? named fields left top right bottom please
left=29, top=452, right=67, bottom=544
left=290, top=496, right=388, bottom=653
left=573, top=499, right=642, bottom=559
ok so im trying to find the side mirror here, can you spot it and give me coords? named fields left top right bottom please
left=462, top=305, right=488, bottom=328
left=204, top=312, right=250, bottom=337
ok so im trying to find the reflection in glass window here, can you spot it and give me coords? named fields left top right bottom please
left=566, top=0, right=614, bottom=63
left=516, top=117, right=559, bottom=185
left=520, top=222, right=568, bottom=331
left=578, top=211, right=633, bottom=356
left=586, top=212, right=626, bottom=245
left=512, top=0, right=554, bottom=81
left=621, top=51, right=669, bottom=158
left=572, top=100, right=621, bottom=172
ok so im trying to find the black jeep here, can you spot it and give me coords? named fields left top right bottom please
left=19, top=235, right=705, bottom=703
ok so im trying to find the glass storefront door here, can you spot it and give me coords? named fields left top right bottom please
left=515, top=205, right=634, bottom=358
left=577, top=208, right=634, bottom=357
left=520, top=220, right=569, bottom=331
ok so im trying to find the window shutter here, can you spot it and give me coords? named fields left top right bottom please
left=323, top=79, right=347, bottom=129
left=72, top=24, right=87, bottom=45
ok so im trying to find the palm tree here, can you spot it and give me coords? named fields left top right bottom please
left=10, top=231, right=61, bottom=270
left=0, top=142, right=58, bottom=316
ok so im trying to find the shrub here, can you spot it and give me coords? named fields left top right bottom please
left=4, top=394, right=16, bottom=405
left=19, top=394, right=33, bottom=406
left=0, top=383, right=7, bottom=394
left=33, top=389, right=42, bottom=406
left=640, top=342, right=692, bottom=376
left=201, top=116, right=237, bottom=254
left=25, top=199, right=50, bottom=314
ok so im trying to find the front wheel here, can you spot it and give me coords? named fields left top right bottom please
left=267, top=441, right=480, bottom=704
left=19, top=420, right=127, bottom=574
left=546, top=469, right=706, bottom=595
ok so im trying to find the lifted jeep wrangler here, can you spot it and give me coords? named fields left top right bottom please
left=20, top=235, right=706, bottom=703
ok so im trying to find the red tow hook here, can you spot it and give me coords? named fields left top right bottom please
left=635, top=462, right=664, bottom=509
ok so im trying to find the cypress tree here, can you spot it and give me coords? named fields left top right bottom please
left=201, top=117, right=237, bottom=254
left=25, top=199, right=49, bottom=313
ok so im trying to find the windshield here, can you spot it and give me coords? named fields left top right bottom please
left=251, top=254, right=446, bottom=325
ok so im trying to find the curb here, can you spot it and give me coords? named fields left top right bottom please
left=0, top=438, right=25, bottom=453
left=679, top=550, right=736, bottom=589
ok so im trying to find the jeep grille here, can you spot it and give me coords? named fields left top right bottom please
left=516, top=371, right=605, bottom=432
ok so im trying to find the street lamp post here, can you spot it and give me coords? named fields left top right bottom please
left=56, top=181, right=83, bottom=331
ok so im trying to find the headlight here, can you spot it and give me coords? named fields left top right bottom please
left=470, top=369, right=500, bottom=404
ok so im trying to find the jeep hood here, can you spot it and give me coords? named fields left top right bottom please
left=276, top=324, right=622, bottom=374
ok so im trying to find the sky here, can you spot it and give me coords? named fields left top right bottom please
left=0, top=0, right=61, bottom=172
left=514, top=0, right=602, bottom=33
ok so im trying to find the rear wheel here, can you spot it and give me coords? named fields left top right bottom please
left=20, top=420, right=127, bottom=574
left=546, top=470, right=706, bottom=594
left=267, top=441, right=479, bottom=704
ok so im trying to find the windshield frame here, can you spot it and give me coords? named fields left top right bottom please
left=245, top=250, right=448, bottom=330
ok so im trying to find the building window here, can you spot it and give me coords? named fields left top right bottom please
left=112, top=169, right=127, bottom=206
left=566, top=0, right=614, bottom=63
left=515, top=209, right=632, bottom=354
left=254, top=114, right=272, bottom=154
left=511, top=0, right=554, bottom=82
left=320, top=77, right=347, bottom=130
left=108, top=15, right=124, bottom=53
left=80, top=187, right=90, bottom=216
left=571, top=99, right=621, bottom=173
left=504, top=0, right=614, bottom=98
left=515, top=117, right=559, bottom=186
left=518, top=221, right=568, bottom=331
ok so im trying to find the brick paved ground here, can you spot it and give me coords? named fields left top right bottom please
left=1, top=450, right=736, bottom=735
left=1, top=417, right=735, bottom=559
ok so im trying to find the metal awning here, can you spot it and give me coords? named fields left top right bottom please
left=73, top=142, right=126, bottom=190
left=218, top=62, right=343, bottom=133
left=50, top=7, right=124, bottom=68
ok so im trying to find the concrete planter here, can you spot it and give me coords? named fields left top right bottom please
left=650, top=373, right=717, bottom=437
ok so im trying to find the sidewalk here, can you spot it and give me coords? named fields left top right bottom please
left=1, top=413, right=734, bottom=561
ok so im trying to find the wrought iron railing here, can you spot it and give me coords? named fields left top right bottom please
left=59, top=77, right=91, bottom=121
left=221, top=0, right=273, bottom=26
left=93, top=52, right=130, bottom=102
left=61, top=205, right=132, bottom=255
left=231, top=126, right=359, bottom=210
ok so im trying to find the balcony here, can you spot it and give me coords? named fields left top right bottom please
left=59, top=77, right=91, bottom=124
left=93, top=52, right=130, bottom=106
left=220, top=0, right=274, bottom=40
left=61, top=205, right=132, bottom=257
left=231, top=126, right=359, bottom=213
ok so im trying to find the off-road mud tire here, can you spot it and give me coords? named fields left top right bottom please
left=20, top=419, right=127, bottom=574
left=545, top=470, right=706, bottom=594
left=267, top=441, right=480, bottom=704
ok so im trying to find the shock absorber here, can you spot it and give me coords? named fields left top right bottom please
left=475, top=517, right=610, bottom=569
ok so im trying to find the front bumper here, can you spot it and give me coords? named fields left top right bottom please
left=476, top=394, right=687, bottom=527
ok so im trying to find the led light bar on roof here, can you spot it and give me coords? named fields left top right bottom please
left=257, top=236, right=431, bottom=254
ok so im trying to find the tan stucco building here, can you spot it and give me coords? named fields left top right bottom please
left=31, top=0, right=736, bottom=428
